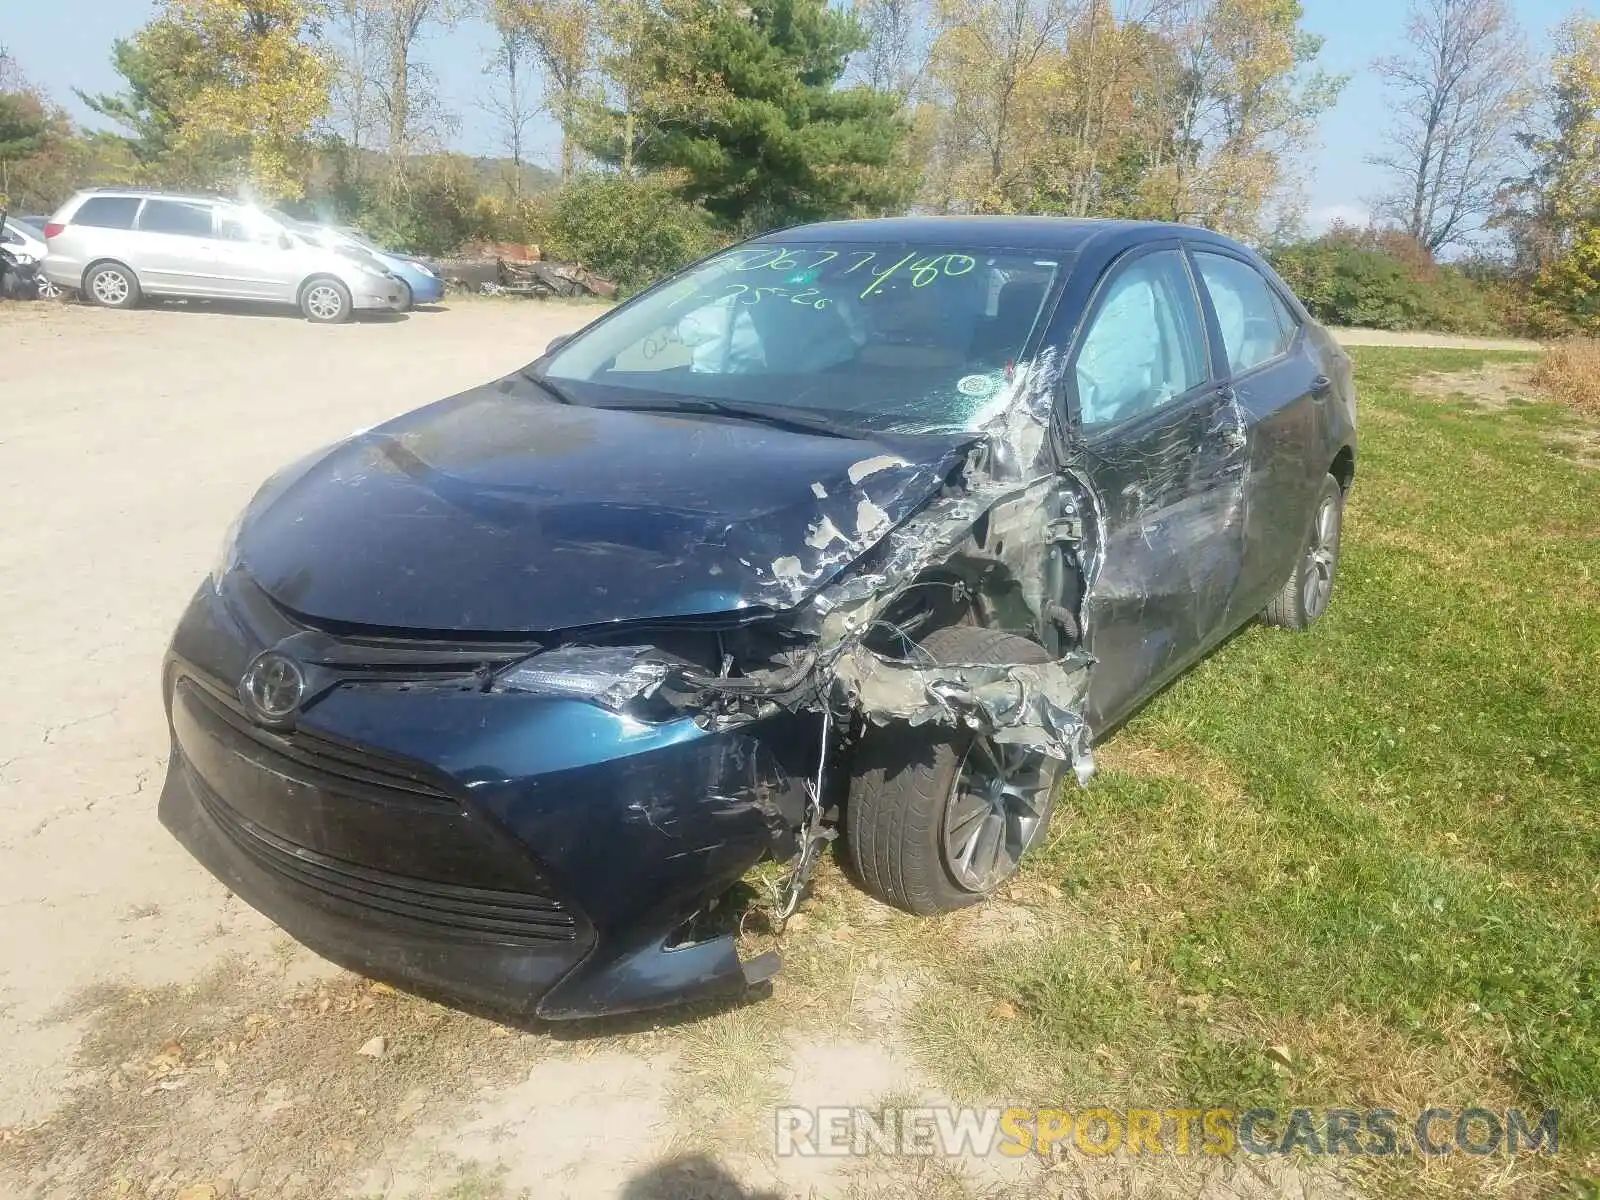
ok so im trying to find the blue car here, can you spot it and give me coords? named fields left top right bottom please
left=344, top=234, right=444, bottom=308
left=159, top=216, right=1356, bottom=1021
left=290, top=220, right=444, bottom=309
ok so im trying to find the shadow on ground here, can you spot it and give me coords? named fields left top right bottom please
left=620, top=1155, right=782, bottom=1200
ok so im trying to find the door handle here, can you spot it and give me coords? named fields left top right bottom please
left=1311, top=374, right=1332, bottom=395
left=1216, top=384, right=1236, bottom=402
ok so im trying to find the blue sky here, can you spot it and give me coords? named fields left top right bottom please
left=4, top=0, right=1581, bottom=230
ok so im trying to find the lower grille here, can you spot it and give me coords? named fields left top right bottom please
left=191, top=765, right=578, bottom=944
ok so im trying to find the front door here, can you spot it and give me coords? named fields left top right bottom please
left=212, top=206, right=302, bottom=301
left=1061, top=245, right=1250, bottom=733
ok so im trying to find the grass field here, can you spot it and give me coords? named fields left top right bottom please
left=795, top=348, right=1600, bottom=1198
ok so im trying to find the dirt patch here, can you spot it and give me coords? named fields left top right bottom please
left=1411, top=363, right=1538, bottom=411
left=1547, top=426, right=1600, bottom=470
left=0, top=961, right=557, bottom=1199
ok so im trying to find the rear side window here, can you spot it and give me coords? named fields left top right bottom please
left=1194, top=252, right=1297, bottom=374
left=71, top=196, right=141, bottom=230
left=138, top=199, right=215, bottom=237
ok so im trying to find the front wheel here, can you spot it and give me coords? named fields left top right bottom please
left=300, top=277, right=352, bottom=324
left=37, top=274, right=62, bottom=300
left=1262, top=472, right=1345, bottom=630
left=846, top=626, right=1060, bottom=915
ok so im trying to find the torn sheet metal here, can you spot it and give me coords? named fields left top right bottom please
left=681, top=350, right=1105, bottom=778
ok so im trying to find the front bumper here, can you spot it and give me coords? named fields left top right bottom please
left=351, top=281, right=406, bottom=311
left=159, top=575, right=809, bottom=1019
left=408, top=274, right=445, bottom=304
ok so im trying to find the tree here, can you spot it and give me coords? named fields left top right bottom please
left=1497, top=15, right=1600, bottom=330
left=167, top=0, right=331, bottom=197
left=589, top=0, right=910, bottom=228
left=78, top=32, right=200, bottom=171
left=1139, top=0, right=1346, bottom=238
left=852, top=0, right=932, bottom=99
left=319, top=0, right=386, bottom=161
left=482, top=0, right=542, bottom=190
left=925, top=0, right=1069, bottom=212
left=375, top=0, right=458, bottom=175
left=0, top=82, right=51, bottom=205
left=1369, top=0, right=1526, bottom=253
left=81, top=0, right=329, bottom=197
left=487, top=0, right=592, bottom=182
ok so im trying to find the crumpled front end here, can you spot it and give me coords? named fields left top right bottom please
left=158, top=573, right=812, bottom=1020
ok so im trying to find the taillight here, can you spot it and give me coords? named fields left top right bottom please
left=43, top=223, right=64, bottom=239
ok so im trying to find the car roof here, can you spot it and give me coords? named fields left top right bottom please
left=74, top=187, right=228, bottom=206
left=762, top=215, right=1227, bottom=253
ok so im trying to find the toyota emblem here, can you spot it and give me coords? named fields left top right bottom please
left=241, top=651, right=305, bottom=723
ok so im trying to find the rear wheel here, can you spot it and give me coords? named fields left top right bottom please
left=846, top=626, right=1060, bottom=915
left=84, top=262, right=139, bottom=309
left=1262, top=473, right=1344, bottom=630
left=300, top=277, right=352, bottom=323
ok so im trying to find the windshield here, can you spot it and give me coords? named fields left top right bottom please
left=543, top=242, right=1065, bottom=433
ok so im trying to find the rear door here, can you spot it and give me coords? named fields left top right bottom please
left=133, top=199, right=220, bottom=295
left=1188, top=248, right=1326, bottom=621
left=1064, top=243, right=1250, bottom=732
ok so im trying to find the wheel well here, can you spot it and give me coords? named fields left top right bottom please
left=1330, top=446, right=1355, bottom=493
left=81, top=258, right=136, bottom=290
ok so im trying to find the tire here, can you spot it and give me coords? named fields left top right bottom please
left=1262, top=472, right=1345, bottom=630
left=37, top=274, right=61, bottom=300
left=395, top=279, right=414, bottom=312
left=846, top=626, right=1060, bottom=915
left=299, top=276, right=352, bottom=324
left=83, top=262, right=140, bottom=309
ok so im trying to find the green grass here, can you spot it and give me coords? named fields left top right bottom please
left=895, top=349, right=1600, bottom=1195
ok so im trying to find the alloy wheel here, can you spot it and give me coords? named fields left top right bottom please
left=942, top=738, right=1055, bottom=893
left=92, top=271, right=129, bottom=305
left=305, top=284, right=344, bottom=321
left=1301, top=494, right=1340, bottom=620
left=36, top=275, right=61, bottom=300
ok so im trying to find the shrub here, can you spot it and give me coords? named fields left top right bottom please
left=1529, top=339, right=1600, bottom=417
left=1267, top=229, right=1507, bottom=336
left=542, top=173, right=728, bottom=293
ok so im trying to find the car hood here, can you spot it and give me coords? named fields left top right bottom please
left=237, top=376, right=977, bottom=634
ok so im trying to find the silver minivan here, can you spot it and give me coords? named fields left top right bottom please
left=41, top=189, right=406, bottom=322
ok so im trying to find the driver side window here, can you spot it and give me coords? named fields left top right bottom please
left=1074, top=250, right=1208, bottom=429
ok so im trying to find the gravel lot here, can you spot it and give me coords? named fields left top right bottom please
left=0, top=300, right=591, bottom=1126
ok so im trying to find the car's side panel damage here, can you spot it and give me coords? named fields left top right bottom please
left=550, top=344, right=1255, bottom=925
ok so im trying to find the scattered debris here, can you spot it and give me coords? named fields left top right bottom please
left=482, top=259, right=618, bottom=300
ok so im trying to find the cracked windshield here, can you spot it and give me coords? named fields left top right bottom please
left=544, top=243, right=1064, bottom=433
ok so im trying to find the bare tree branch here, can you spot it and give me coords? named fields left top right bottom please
left=1369, top=0, right=1527, bottom=252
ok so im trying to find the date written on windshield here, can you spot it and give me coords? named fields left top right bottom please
left=719, top=246, right=978, bottom=300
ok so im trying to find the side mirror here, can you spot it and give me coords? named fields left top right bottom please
left=278, top=233, right=293, bottom=251
left=545, top=334, right=572, bottom=356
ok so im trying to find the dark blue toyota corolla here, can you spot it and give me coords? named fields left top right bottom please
left=159, top=217, right=1356, bottom=1019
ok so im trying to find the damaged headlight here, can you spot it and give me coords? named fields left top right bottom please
left=492, top=646, right=673, bottom=711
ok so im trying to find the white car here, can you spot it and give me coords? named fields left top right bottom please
left=3, top=218, right=58, bottom=297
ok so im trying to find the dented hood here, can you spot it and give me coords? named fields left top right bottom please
left=237, top=377, right=975, bottom=633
